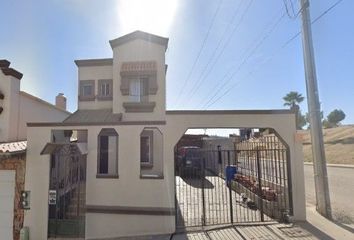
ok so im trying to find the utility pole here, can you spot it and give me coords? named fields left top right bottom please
left=299, top=0, right=332, bottom=219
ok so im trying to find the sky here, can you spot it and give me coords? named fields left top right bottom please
left=1, top=0, right=353, bottom=124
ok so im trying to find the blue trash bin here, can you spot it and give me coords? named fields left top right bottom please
left=225, top=165, right=237, bottom=187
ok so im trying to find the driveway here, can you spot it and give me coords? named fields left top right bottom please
left=304, top=164, right=354, bottom=228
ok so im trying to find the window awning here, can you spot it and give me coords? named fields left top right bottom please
left=40, top=142, right=88, bottom=155
left=120, top=61, right=157, bottom=76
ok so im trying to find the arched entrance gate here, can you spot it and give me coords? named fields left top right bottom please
left=175, top=133, right=293, bottom=229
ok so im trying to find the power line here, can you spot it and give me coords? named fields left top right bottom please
left=203, top=0, right=345, bottom=110
left=202, top=11, right=286, bottom=109
left=173, top=0, right=223, bottom=108
left=181, top=0, right=254, bottom=107
left=198, top=8, right=285, bottom=108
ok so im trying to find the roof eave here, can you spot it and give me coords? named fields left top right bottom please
left=109, top=31, right=169, bottom=51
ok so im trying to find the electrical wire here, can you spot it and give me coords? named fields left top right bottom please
left=201, top=11, right=286, bottom=109
left=173, top=0, right=224, bottom=108
left=180, top=0, right=254, bottom=107
left=203, top=0, right=346, bottom=110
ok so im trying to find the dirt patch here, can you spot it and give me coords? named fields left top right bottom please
left=300, top=125, right=354, bottom=164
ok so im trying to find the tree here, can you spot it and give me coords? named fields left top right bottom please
left=283, top=91, right=305, bottom=129
left=283, top=91, right=304, bottom=110
left=326, top=109, right=346, bottom=127
left=297, top=111, right=307, bottom=130
left=305, top=111, right=323, bottom=129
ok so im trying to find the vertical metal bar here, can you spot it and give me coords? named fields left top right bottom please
left=227, top=151, right=234, bottom=224
left=202, top=157, right=206, bottom=226
left=256, top=150, right=264, bottom=222
left=77, top=155, right=80, bottom=217
left=286, top=148, right=294, bottom=215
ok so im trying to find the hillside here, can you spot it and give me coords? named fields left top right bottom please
left=300, top=125, right=354, bottom=164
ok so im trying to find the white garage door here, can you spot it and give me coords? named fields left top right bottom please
left=0, top=170, right=15, bottom=240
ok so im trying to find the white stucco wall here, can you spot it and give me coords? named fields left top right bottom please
left=78, top=65, right=113, bottom=110
left=0, top=73, right=20, bottom=142
left=112, top=39, right=166, bottom=121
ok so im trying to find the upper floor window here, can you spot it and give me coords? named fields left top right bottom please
left=129, top=78, right=148, bottom=102
left=79, top=80, right=95, bottom=101
left=98, top=79, right=113, bottom=100
left=97, top=128, right=118, bottom=178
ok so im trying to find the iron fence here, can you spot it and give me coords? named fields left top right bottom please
left=175, top=135, right=292, bottom=228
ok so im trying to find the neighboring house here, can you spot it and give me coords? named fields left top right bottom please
left=24, top=31, right=306, bottom=240
left=0, top=60, right=70, bottom=240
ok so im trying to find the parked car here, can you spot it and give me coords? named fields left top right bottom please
left=176, top=146, right=203, bottom=177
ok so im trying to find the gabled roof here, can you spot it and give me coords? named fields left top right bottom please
left=20, top=91, right=71, bottom=115
left=63, top=109, right=122, bottom=124
left=109, top=30, right=169, bottom=51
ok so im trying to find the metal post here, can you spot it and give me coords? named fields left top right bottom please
left=227, top=151, right=234, bottom=223
left=201, top=158, right=206, bottom=226
left=256, top=150, right=264, bottom=221
left=299, top=0, right=332, bottom=219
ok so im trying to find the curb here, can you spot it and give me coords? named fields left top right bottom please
left=305, top=204, right=354, bottom=239
left=304, top=162, right=354, bottom=169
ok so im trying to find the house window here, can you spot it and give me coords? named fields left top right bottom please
left=79, top=80, right=95, bottom=101
left=97, top=128, right=118, bottom=178
left=83, top=84, right=93, bottom=96
left=140, top=128, right=163, bottom=179
left=140, top=135, right=152, bottom=165
left=98, top=79, right=113, bottom=100
left=129, top=78, right=148, bottom=102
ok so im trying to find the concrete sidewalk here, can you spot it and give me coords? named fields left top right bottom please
left=49, top=205, right=354, bottom=240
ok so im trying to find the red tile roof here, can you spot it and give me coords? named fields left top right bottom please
left=0, top=141, right=27, bottom=154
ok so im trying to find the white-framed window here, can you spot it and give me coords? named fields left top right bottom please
left=97, top=128, right=118, bottom=177
left=101, top=83, right=110, bottom=96
left=98, top=79, right=113, bottom=100
left=129, top=78, right=148, bottom=102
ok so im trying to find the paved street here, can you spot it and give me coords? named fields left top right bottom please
left=304, top=165, right=354, bottom=228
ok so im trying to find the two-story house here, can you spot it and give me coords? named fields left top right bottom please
left=0, top=60, right=70, bottom=240
left=23, top=31, right=306, bottom=240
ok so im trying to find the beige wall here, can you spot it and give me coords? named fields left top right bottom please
left=23, top=127, right=51, bottom=240
left=112, top=39, right=166, bottom=121
left=23, top=111, right=305, bottom=239
left=165, top=112, right=306, bottom=221
left=78, top=65, right=113, bottom=110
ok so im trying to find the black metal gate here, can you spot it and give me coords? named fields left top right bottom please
left=48, top=144, right=86, bottom=238
left=175, top=135, right=292, bottom=228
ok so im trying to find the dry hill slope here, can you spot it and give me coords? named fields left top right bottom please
left=301, top=125, right=354, bottom=164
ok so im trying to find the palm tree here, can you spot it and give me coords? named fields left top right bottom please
left=283, top=91, right=304, bottom=111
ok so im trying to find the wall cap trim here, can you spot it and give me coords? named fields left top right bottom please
left=166, top=109, right=295, bottom=115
